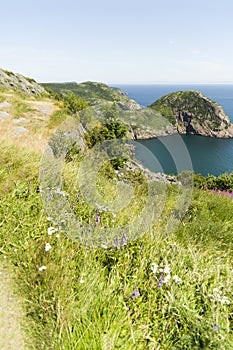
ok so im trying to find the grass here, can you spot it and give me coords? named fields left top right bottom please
left=11, top=97, right=35, bottom=119
left=0, top=140, right=233, bottom=349
left=0, top=86, right=232, bottom=349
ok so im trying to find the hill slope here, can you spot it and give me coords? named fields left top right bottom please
left=0, top=68, right=47, bottom=96
left=43, top=81, right=141, bottom=110
left=150, top=90, right=233, bottom=138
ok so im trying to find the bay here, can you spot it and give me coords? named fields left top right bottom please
left=111, top=84, right=233, bottom=176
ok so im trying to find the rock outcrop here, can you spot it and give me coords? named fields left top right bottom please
left=150, top=90, right=233, bottom=138
left=0, top=68, right=47, bottom=96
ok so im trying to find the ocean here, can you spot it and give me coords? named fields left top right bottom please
left=111, top=84, right=233, bottom=176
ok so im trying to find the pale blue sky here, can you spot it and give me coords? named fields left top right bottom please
left=1, top=0, right=233, bottom=83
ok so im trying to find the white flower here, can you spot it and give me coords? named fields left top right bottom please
left=213, top=288, right=220, bottom=294
left=220, top=296, right=230, bottom=305
left=100, top=244, right=108, bottom=249
left=164, top=274, right=171, bottom=283
left=151, top=263, right=158, bottom=274
left=56, top=234, right=60, bottom=238
left=45, top=243, right=52, bottom=252
left=47, top=227, right=57, bottom=235
left=46, top=216, right=53, bottom=221
left=39, top=265, right=47, bottom=271
left=164, top=265, right=171, bottom=274
left=173, top=275, right=182, bottom=283
left=79, top=279, right=85, bottom=284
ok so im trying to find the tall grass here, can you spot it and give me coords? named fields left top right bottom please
left=0, top=142, right=233, bottom=349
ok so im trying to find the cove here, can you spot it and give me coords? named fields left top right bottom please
left=134, top=134, right=233, bottom=176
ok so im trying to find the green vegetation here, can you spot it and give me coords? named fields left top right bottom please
left=3, top=69, right=14, bottom=77
left=194, top=172, right=233, bottom=191
left=150, top=90, right=225, bottom=127
left=12, top=97, right=35, bottom=118
left=42, top=81, right=135, bottom=107
left=0, top=82, right=233, bottom=349
left=64, top=93, right=87, bottom=115
left=0, top=140, right=233, bottom=349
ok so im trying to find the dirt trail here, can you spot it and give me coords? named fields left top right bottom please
left=0, top=264, right=28, bottom=349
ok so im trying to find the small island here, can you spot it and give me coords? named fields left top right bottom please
left=149, top=90, right=233, bottom=138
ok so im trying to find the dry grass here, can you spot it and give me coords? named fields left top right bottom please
left=0, top=91, right=60, bottom=154
left=0, top=263, right=28, bottom=350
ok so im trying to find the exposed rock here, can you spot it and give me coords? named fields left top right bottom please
left=0, top=101, right=11, bottom=109
left=12, top=118, right=28, bottom=124
left=0, top=111, right=11, bottom=121
left=126, top=160, right=179, bottom=185
left=14, top=126, right=29, bottom=135
left=128, top=125, right=177, bottom=140
left=0, top=68, right=47, bottom=96
left=150, top=90, right=233, bottom=138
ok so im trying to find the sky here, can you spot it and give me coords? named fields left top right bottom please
left=1, top=0, right=233, bottom=84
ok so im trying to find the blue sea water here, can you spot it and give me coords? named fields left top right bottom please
left=111, top=84, right=233, bottom=176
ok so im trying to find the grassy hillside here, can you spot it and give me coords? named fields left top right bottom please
left=42, top=81, right=140, bottom=108
left=0, top=86, right=233, bottom=349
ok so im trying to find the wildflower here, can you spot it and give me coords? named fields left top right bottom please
left=95, top=214, right=100, bottom=226
left=130, top=290, right=140, bottom=300
left=164, top=274, right=171, bottom=284
left=113, top=238, right=120, bottom=249
left=213, top=288, right=220, bottom=294
left=100, top=244, right=108, bottom=249
left=151, top=263, right=158, bottom=274
left=157, top=273, right=164, bottom=288
left=56, top=233, right=60, bottom=239
left=122, top=233, right=127, bottom=246
left=220, top=296, right=230, bottom=305
left=38, top=266, right=47, bottom=271
left=45, top=243, right=52, bottom=252
left=212, top=324, right=218, bottom=330
left=164, top=265, right=171, bottom=274
left=79, top=279, right=85, bottom=284
left=47, top=227, right=57, bottom=235
left=173, top=275, right=182, bottom=283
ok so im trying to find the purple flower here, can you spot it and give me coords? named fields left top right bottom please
left=212, top=324, right=218, bottom=330
left=95, top=214, right=100, bottom=226
left=130, top=290, right=140, bottom=300
left=157, top=273, right=164, bottom=288
left=113, top=238, right=120, bottom=249
left=122, top=233, right=127, bottom=246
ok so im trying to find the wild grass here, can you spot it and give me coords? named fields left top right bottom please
left=0, top=142, right=233, bottom=349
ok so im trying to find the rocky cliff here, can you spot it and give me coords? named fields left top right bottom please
left=0, top=68, right=47, bottom=96
left=150, top=90, right=233, bottom=138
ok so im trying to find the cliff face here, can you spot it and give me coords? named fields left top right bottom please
left=0, top=68, right=46, bottom=96
left=150, top=90, right=233, bottom=138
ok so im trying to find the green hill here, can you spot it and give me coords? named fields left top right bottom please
left=150, top=90, right=233, bottom=138
left=42, top=81, right=140, bottom=110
